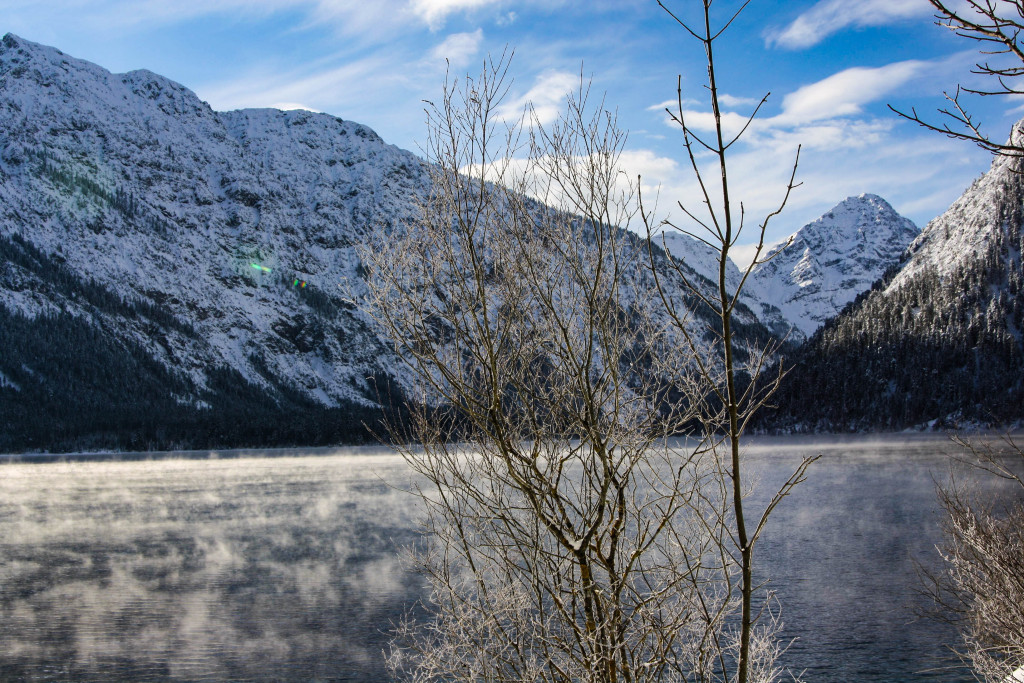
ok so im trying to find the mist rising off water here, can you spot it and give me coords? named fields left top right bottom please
left=0, top=436, right=1013, bottom=681
left=0, top=453, right=424, bottom=682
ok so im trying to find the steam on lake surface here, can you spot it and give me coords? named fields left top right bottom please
left=0, top=434, right=1015, bottom=681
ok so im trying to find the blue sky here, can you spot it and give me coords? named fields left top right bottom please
left=2, top=0, right=1015, bottom=259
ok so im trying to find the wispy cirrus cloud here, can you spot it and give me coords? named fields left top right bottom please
left=7, top=0, right=418, bottom=44
left=198, top=51, right=408, bottom=116
left=410, top=0, right=503, bottom=30
left=18, top=0, right=501, bottom=41
left=495, top=69, right=579, bottom=126
left=766, top=0, right=932, bottom=49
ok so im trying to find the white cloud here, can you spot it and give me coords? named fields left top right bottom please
left=496, top=70, right=578, bottom=126
left=718, top=93, right=762, bottom=108
left=658, top=60, right=932, bottom=152
left=428, top=29, right=484, bottom=67
left=776, top=60, right=927, bottom=124
left=410, top=0, right=503, bottom=30
left=767, top=0, right=932, bottom=49
left=647, top=97, right=702, bottom=113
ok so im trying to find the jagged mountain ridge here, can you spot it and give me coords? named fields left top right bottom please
left=748, top=194, right=919, bottom=337
left=660, top=194, right=918, bottom=342
left=766, top=129, right=1024, bottom=431
left=0, top=34, right=780, bottom=451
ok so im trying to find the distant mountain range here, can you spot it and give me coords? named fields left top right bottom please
left=0, top=33, right=1018, bottom=451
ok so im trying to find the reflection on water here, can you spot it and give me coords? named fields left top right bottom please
left=0, top=452, right=424, bottom=682
left=0, top=435, right=1017, bottom=681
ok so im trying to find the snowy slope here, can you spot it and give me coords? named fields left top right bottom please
left=659, top=231, right=798, bottom=341
left=0, top=33, right=424, bottom=412
left=0, top=34, right=782, bottom=449
left=748, top=194, right=918, bottom=336
left=888, top=125, right=1024, bottom=291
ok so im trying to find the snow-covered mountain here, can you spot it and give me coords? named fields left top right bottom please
left=0, top=34, right=778, bottom=451
left=767, top=129, right=1024, bottom=431
left=888, top=128, right=1024, bottom=291
left=658, top=231, right=797, bottom=341
left=747, top=194, right=919, bottom=337
left=0, top=33, right=433, bottom=448
left=659, top=194, right=918, bottom=342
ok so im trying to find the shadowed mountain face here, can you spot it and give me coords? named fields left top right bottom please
left=0, top=34, right=785, bottom=452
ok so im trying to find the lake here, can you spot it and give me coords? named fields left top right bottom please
left=0, top=434, right=1016, bottom=681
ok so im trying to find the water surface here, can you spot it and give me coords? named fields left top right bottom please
left=0, top=434, right=1017, bottom=681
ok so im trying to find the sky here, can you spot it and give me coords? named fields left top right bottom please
left=2, top=0, right=1017, bottom=263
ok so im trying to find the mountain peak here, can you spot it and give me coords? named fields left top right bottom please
left=798, top=194, right=907, bottom=240
left=749, top=194, right=918, bottom=335
left=1, top=32, right=68, bottom=62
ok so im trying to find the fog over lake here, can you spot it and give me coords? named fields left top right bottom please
left=0, top=435, right=1015, bottom=681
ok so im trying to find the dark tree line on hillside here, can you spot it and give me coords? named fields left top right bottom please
left=0, top=306, right=402, bottom=452
left=0, top=232, right=402, bottom=453
left=762, top=188, right=1024, bottom=432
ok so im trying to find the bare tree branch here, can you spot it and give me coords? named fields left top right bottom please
left=891, top=0, right=1024, bottom=157
left=363, top=51, right=797, bottom=683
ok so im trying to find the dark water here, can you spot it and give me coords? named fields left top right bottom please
left=0, top=435, right=1016, bottom=681
left=746, top=434, right=996, bottom=682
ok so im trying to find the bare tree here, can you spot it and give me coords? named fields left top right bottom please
left=642, top=3, right=817, bottom=683
left=890, top=0, right=1024, bottom=156
left=359, top=49, right=802, bottom=682
left=920, top=436, right=1024, bottom=682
